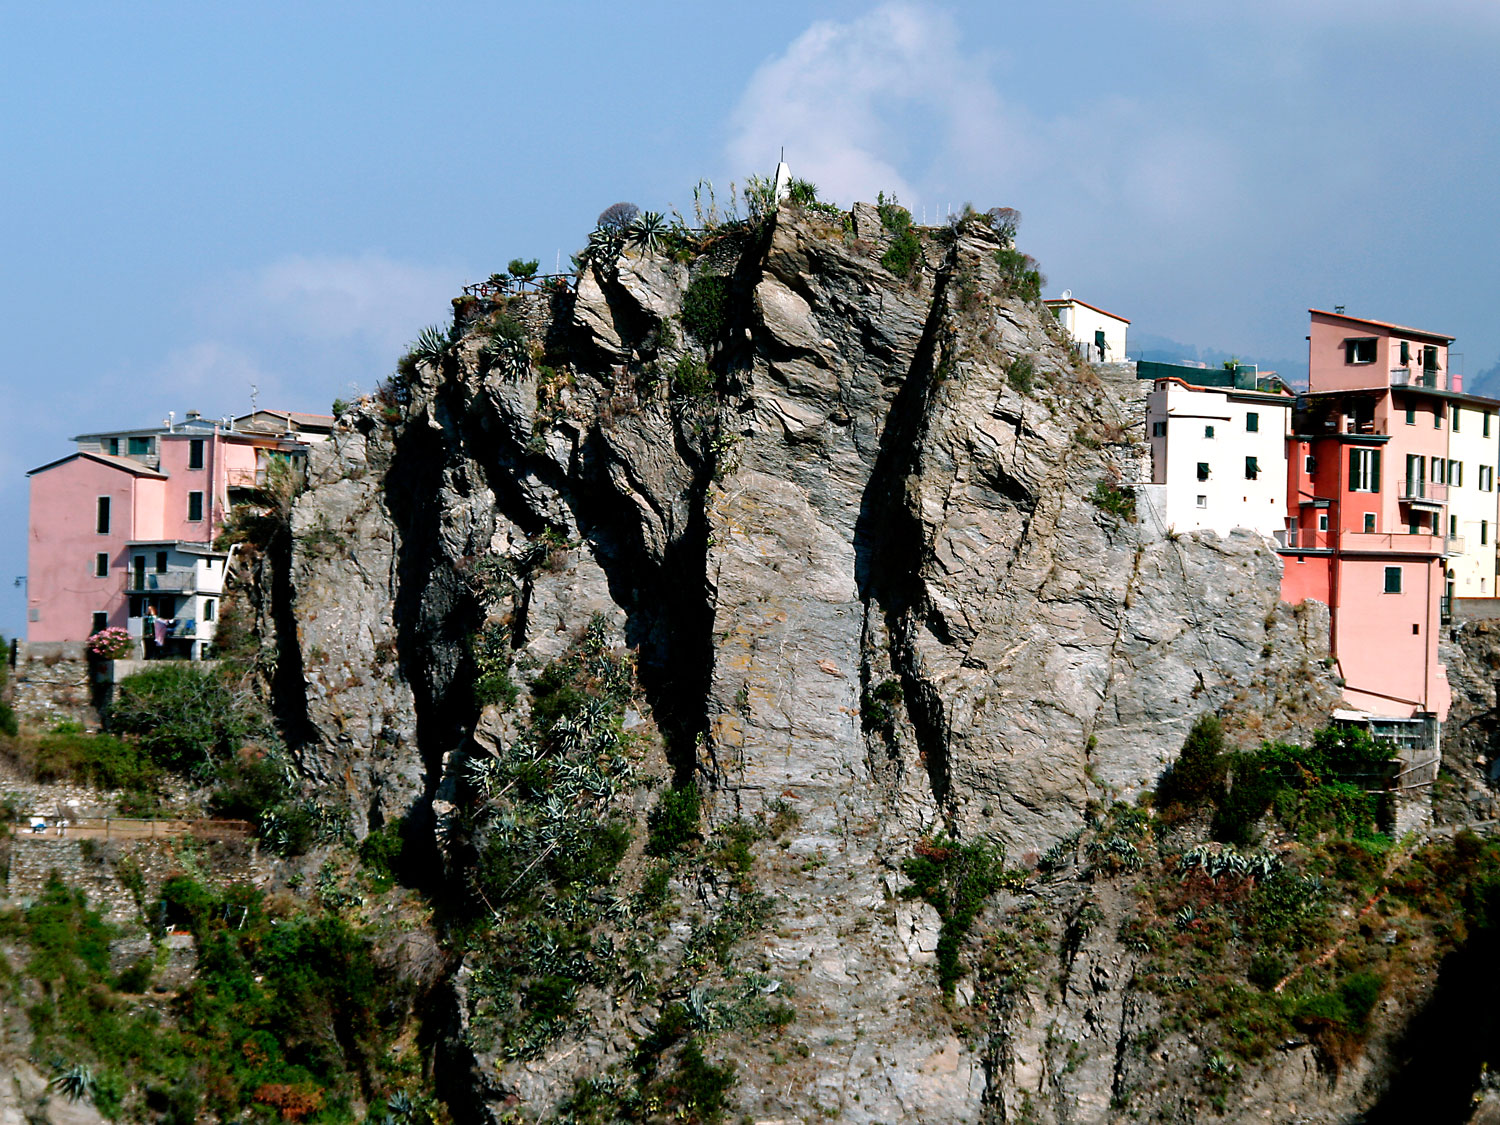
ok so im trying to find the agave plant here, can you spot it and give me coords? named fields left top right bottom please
left=409, top=324, right=452, bottom=369
left=50, top=1063, right=94, bottom=1102
left=627, top=210, right=669, bottom=253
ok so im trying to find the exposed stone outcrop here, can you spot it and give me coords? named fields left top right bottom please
left=278, top=206, right=1348, bottom=1121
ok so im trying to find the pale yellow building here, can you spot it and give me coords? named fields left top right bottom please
left=1443, top=396, right=1500, bottom=601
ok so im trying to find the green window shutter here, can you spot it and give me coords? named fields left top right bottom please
left=1095, top=329, right=1106, bottom=347
left=1371, top=449, right=1381, bottom=492
left=1401, top=341, right=1410, bottom=365
left=1349, top=447, right=1358, bottom=490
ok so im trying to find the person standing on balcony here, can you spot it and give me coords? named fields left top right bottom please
left=143, top=605, right=157, bottom=659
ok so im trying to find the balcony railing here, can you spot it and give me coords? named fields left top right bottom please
left=1274, top=527, right=1332, bottom=551
left=1446, top=536, right=1467, bottom=555
left=1391, top=367, right=1442, bottom=389
left=1398, top=479, right=1449, bottom=503
left=1338, top=531, right=1446, bottom=555
left=129, top=572, right=201, bottom=593
left=225, top=467, right=269, bottom=489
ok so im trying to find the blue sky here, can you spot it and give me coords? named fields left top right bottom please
left=4, top=1, right=1499, bottom=636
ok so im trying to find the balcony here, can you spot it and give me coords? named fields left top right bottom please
left=1338, top=531, right=1446, bottom=556
left=1446, top=536, right=1467, bottom=555
left=1274, top=527, right=1332, bottom=551
left=129, top=572, right=202, bottom=594
left=225, top=467, right=269, bottom=489
left=1390, top=367, right=1442, bottom=389
left=1398, top=479, right=1448, bottom=503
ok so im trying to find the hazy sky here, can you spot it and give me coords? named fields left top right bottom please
left=4, top=1, right=1498, bottom=635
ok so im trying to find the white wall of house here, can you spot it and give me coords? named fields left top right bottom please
left=1444, top=402, right=1500, bottom=597
left=124, top=545, right=228, bottom=659
left=1046, top=298, right=1129, bottom=363
left=1146, top=381, right=1291, bottom=538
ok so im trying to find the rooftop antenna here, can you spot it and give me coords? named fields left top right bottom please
left=167, top=410, right=175, bottom=432
left=250, top=383, right=260, bottom=415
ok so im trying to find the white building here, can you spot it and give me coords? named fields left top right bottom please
left=1443, top=397, right=1500, bottom=600
left=1045, top=294, right=1129, bottom=363
left=1143, top=362, right=1293, bottom=538
left=124, top=541, right=231, bottom=660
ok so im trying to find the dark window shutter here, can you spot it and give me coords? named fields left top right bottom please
left=1371, top=449, right=1381, bottom=492
left=1349, top=447, right=1358, bottom=489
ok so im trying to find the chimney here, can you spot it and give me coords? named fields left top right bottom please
left=186, top=410, right=201, bottom=422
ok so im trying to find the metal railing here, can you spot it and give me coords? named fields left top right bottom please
left=1446, top=536, right=1467, bottom=555
left=129, top=572, right=201, bottom=593
left=224, top=467, right=268, bottom=489
left=1391, top=367, right=1442, bottom=389
left=461, top=273, right=577, bottom=299
left=1398, top=478, right=1448, bottom=502
left=1274, top=527, right=1332, bottom=550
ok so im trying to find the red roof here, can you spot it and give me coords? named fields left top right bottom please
left=1309, top=309, right=1454, bottom=344
left=1044, top=296, right=1130, bottom=324
left=27, top=451, right=168, bottom=479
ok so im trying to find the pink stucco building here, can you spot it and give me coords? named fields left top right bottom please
left=1273, top=309, right=1498, bottom=750
left=26, top=409, right=331, bottom=657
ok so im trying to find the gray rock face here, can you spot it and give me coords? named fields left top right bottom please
left=283, top=207, right=1344, bottom=1121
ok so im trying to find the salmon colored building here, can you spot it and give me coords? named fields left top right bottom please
left=1274, top=310, right=1483, bottom=747
left=26, top=410, right=331, bottom=657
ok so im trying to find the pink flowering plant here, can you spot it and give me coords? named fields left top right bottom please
left=87, top=626, right=134, bottom=660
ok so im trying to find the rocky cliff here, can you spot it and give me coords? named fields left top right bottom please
left=274, top=202, right=1365, bottom=1122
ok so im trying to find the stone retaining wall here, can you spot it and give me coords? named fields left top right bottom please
left=10, top=643, right=97, bottom=729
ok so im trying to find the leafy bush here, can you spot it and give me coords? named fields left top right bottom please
left=671, top=355, right=715, bottom=398
left=681, top=275, right=731, bottom=343
left=358, top=818, right=412, bottom=890
left=10, top=729, right=159, bottom=791
left=507, top=258, right=539, bottom=279
left=902, top=835, right=1014, bottom=994
left=1156, top=714, right=1227, bottom=813
left=647, top=784, right=702, bottom=857
left=471, top=622, right=519, bottom=710
left=1088, top=480, right=1137, bottom=522
left=0, top=702, right=16, bottom=738
left=875, top=195, right=923, bottom=279
left=209, top=747, right=292, bottom=822
left=994, top=247, right=1043, bottom=303
left=1006, top=356, right=1035, bottom=395
left=597, top=202, right=640, bottom=233
left=108, top=664, right=259, bottom=775
left=861, top=678, right=903, bottom=734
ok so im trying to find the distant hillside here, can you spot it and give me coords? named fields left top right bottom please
left=1133, top=330, right=1308, bottom=388
left=1465, top=354, right=1500, bottom=397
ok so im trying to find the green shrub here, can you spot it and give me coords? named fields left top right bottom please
left=1006, top=356, right=1035, bottom=395
left=861, top=678, right=904, bottom=734
left=472, top=621, right=520, bottom=711
left=0, top=702, right=17, bottom=738
left=681, top=275, right=730, bottom=343
left=19, top=729, right=159, bottom=791
left=1088, top=480, right=1136, bottom=522
left=108, top=664, right=259, bottom=775
left=671, top=354, right=715, bottom=398
left=507, top=258, right=540, bottom=279
left=881, top=230, right=922, bottom=279
left=647, top=784, right=702, bottom=857
left=901, top=836, right=1013, bottom=994
left=547, top=820, right=631, bottom=887
left=358, top=818, right=413, bottom=890
left=994, top=247, right=1044, bottom=302
left=787, top=178, right=819, bottom=206
left=1247, top=951, right=1287, bottom=991
left=1156, top=714, right=1226, bottom=812
left=209, top=747, right=291, bottom=822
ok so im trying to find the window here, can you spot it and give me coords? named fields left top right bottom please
left=1195, top=495, right=1207, bottom=508
left=1318, top=513, right=1329, bottom=531
left=1384, top=566, right=1403, bottom=593
left=1305, top=455, right=1317, bottom=474
left=188, top=439, right=204, bottom=470
left=1246, top=412, right=1259, bottom=433
left=1485, top=521, right=1490, bottom=546
left=1346, top=338, right=1377, bottom=364
left=1406, top=405, right=1416, bottom=425
left=1197, top=462, right=1210, bottom=481
left=128, top=436, right=152, bottom=456
left=1454, top=407, right=1462, bottom=432
left=1450, top=515, right=1458, bottom=538
left=155, top=551, right=167, bottom=573
left=1245, top=455, right=1260, bottom=480
left=1483, top=465, right=1495, bottom=492
left=134, top=556, right=144, bottom=589
left=91, top=611, right=108, bottom=635
left=1424, top=345, right=1439, bottom=372
left=1435, top=404, right=1445, bottom=428
left=1432, top=459, right=1446, bottom=485
left=1400, top=341, right=1410, bottom=365
left=1410, top=516, right=1424, bottom=534
left=96, top=496, right=110, bottom=534
left=1348, top=447, right=1381, bottom=492
left=107, top=437, right=119, bottom=455
left=1487, top=412, right=1493, bottom=438
left=1152, top=421, right=1166, bottom=437
left=204, top=599, right=216, bottom=622
left=94, top=553, right=108, bottom=578
left=187, top=492, right=204, bottom=522
left=1204, top=424, right=1215, bottom=438
left=1451, top=460, right=1463, bottom=487
left=1364, top=513, right=1376, bottom=533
